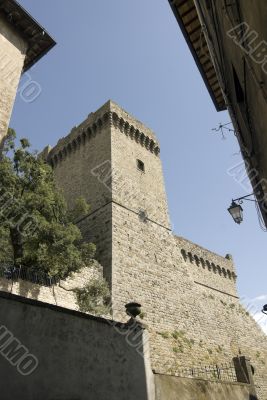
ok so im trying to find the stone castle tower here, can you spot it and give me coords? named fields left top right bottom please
left=45, top=100, right=267, bottom=399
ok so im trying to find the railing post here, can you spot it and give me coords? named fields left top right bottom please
left=233, top=356, right=258, bottom=399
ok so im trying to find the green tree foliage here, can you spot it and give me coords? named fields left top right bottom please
left=0, top=129, right=96, bottom=278
left=75, top=278, right=110, bottom=315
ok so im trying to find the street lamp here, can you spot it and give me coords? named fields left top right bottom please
left=228, top=193, right=256, bottom=225
left=262, top=304, right=267, bottom=315
left=228, top=201, right=243, bottom=224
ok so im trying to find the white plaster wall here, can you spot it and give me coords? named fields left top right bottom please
left=0, top=15, right=27, bottom=142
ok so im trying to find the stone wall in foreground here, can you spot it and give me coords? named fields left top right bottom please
left=155, top=374, right=253, bottom=400
left=0, top=291, right=154, bottom=400
left=0, top=291, right=259, bottom=400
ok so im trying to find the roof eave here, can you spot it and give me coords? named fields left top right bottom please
left=0, top=0, right=56, bottom=72
left=168, top=0, right=226, bottom=112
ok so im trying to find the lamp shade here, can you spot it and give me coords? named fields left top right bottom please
left=228, top=201, right=243, bottom=224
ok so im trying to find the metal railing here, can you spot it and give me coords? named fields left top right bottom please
left=0, top=263, right=60, bottom=287
left=170, top=362, right=237, bottom=382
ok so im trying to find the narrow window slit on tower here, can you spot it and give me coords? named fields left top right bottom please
left=137, top=159, right=145, bottom=172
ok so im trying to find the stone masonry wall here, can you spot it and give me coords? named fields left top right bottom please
left=48, top=105, right=114, bottom=280
left=111, top=118, right=170, bottom=229
left=46, top=100, right=165, bottom=282
left=78, top=204, right=112, bottom=283
left=44, top=101, right=267, bottom=399
left=0, top=260, right=103, bottom=312
left=49, top=117, right=112, bottom=212
left=176, top=236, right=238, bottom=297
left=0, top=15, right=27, bottom=142
left=107, top=103, right=267, bottom=399
left=111, top=202, right=267, bottom=399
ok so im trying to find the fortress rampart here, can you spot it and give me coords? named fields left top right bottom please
left=175, top=235, right=238, bottom=298
left=23, top=101, right=267, bottom=399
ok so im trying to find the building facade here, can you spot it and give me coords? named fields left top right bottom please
left=168, top=0, right=267, bottom=228
left=42, top=100, right=267, bottom=399
left=0, top=0, right=55, bottom=146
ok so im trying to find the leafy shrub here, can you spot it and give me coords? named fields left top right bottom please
left=75, top=278, right=110, bottom=315
left=173, top=345, right=183, bottom=353
left=172, top=330, right=185, bottom=340
left=159, top=331, right=170, bottom=339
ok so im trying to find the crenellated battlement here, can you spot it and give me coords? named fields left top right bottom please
left=175, top=235, right=237, bottom=283
left=43, top=100, right=160, bottom=168
left=175, top=235, right=238, bottom=298
left=180, top=248, right=237, bottom=281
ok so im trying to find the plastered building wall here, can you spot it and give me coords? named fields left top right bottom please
left=0, top=15, right=27, bottom=142
left=43, top=100, right=267, bottom=399
left=155, top=374, right=252, bottom=400
left=0, top=291, right=154, bottom=400
left=199, top=0, right=267, bottom=225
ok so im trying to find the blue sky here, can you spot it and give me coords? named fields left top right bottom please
left=11, top=1, right=267, bottom=331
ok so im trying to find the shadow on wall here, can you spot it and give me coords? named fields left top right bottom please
left=0, top=291, right=154, bottom=400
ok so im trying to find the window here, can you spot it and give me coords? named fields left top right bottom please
left=232, top=66, right=244, bottom=103
left=224, top=0, right=240, bottom=26
left=205, top=0, right=212, bottom=10
left=137, top=159, right=145, bottom=172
